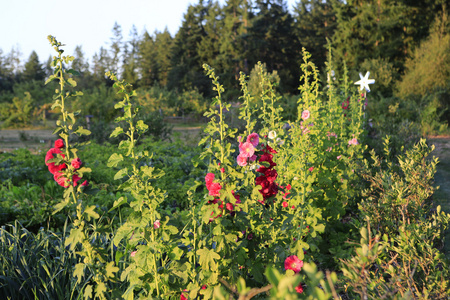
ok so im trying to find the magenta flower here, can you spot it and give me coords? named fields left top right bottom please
left=246, top=133, right=259, bottom=147
left=284, top=255, right=304, bottom=273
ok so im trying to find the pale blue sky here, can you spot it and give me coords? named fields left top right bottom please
left=1, top=0, right=298, bottom=64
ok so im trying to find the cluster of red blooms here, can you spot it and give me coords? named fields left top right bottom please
left=205, top=172, right=240, bottom=220
left=284, top=255, right=304, bottom=294
left=45, top=139, right=87, bottom=188
left=255, top=144, right=279, bottom=204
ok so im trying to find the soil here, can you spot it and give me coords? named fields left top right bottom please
left=0, top=126, right=203, bottom=153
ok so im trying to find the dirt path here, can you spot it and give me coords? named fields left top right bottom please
left=428, top=137, right=450, bottom=259
left=0, top=126, right=203, bottom=152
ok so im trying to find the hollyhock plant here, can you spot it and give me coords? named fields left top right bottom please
left=285, top=255, right=304, bottom=273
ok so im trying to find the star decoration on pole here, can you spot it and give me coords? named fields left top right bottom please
left=354, top=71, right=375, bottom=92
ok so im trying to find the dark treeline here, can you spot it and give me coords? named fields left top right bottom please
left=0, top=0, right=449, bottom=131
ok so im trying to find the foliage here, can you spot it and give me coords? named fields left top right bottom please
left=1, top=36, right=449, bottom=300
left=0, top=222, right=81, bottom=300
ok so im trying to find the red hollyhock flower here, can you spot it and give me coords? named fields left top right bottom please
left=284, top=255, right=303, bottom=273
left=205, top=173, right=215, bottom=188
left=264, top=169, right=278, bottom=183
left=208, top=182, right=222, bottom=197
left=295, top=284, right=304, bottom=294
left=70, top=157, right=83, bottom=170
left=54, top=139, right=64, bottom=148
left=45, top=148, right=67, bottom=175
left=71, top=158, right=82, bottom=169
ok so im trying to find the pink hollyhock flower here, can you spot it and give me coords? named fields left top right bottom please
left=239, top=142, right=255, bottom=158
left=81, top=180, right=89, bottom=187
left=284, top=255, right=303, bottom=273
left=205, top=173, right=215, bottom=189
left=180, top=290, right=188, bottom=300
left=246, top=133, right=259, bottom=147
left=295, top=284, right=304, bottom=294
left=71, top=158, right=82, bottom=169
left=282, top=201, right=288, bottom=208
left=348, top=138, right=359, bottom=145
left=237, top=154, right=248, bottom=167
left=308, top=167, right=314, bottom=172
left=154, top=220, right=160, bottom=229
left=249, top=154, right=257, bottom=162
left=226, top=203, right=234, bottom=211
left=301, top=110, right=310, bottom=120
left=220, top=167, right=225, bottom=173
left=130, top=251, right=137, bottom=257
left=337, top=155, right=342, bottom=160
left=54, top=139, right=64, bottom=148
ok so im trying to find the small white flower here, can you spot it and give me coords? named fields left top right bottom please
left=354, top=71, right=375, bottom=92
left=268, top=131, right=277, bottom=139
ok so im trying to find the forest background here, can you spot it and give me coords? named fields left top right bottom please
left=1, top=0, right=450, bottom=136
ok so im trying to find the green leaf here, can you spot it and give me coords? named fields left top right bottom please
left=75, top=126, right=91, bottom=136
left=265, top=267, right=281, bottom=286
left=84, top=205, right=100, bottom=220
left=73, top=263, right=85, bottom=283
left=105, top=261, right=119, bottom=278
left=67, top=69, right=80, bottom=76
left=114, top=168, right=128, bottom=180
left=53, top=200, right=69, bottom=214
left=110, top=196, right=128, bottom=211
left=67, top=77, right=77, bottom=87
left=197, top=247, right=220, bottom=271
left=136, top=120, right=148, bottom=133
left=108, top=153, right=124, bottom=168
left=83, top=284, right=93, bottom=299
left=110, top=127, right=124, bottom=138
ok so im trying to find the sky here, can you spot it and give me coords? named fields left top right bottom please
left=1, top=0, right=298, bottom=65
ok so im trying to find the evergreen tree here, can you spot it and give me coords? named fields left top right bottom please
left=139, top=31, right=159, bottom=87
left=247, top=0, right=299, bottom=93
left=293, top=0, right=337, bottom=71
left=168, top=0, right=211, bottom=95
left=109, top=22, right=123, bottom=75
left=153, top=28, right=173, bottom=87
left=216, top=0, right=250, bottom=93
left=92, top=47, right=111, bottom=85
left=22, top=51, right=45, bottom=82
left=72, top=45, right=93, bottom=89
left=122, top=25, right=140, bottom=86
